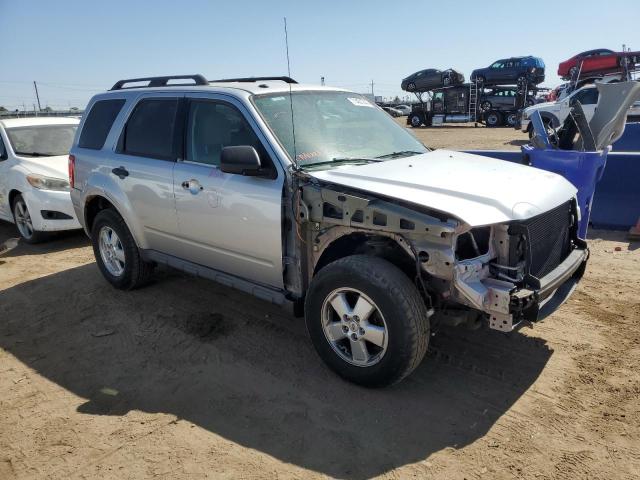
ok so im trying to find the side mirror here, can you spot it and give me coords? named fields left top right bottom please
left=220, top=146, right=263, bottom=176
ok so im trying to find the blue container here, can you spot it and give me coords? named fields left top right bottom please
left=522, top=144, right=608, bottom=239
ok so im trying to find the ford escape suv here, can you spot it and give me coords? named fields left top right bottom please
left=70, top=74, right=588, bottom=387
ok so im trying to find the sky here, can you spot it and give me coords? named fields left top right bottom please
left=0, top=0, right=638, bottom=110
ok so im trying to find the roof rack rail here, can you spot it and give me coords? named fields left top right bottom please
left=209, top=76, right=298, bottom=84
left=110, top=74, right=208, bottom=90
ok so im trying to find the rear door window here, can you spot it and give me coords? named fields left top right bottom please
left=120, top=98, right=179, bottom=160
left=78, top=99, right=126, bottom=149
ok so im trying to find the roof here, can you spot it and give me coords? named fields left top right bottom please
left=0, top=116, right=80, bottom=129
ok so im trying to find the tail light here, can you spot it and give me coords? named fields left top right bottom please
left=68, top=154, right=75, bottom=189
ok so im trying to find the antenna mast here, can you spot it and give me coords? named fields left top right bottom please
left=283, top=17, right=297, bottom=166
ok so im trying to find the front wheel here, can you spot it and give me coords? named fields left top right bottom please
left=409, top=114, right=423, bottom=128
left=91, top=208, right=154, bottom=290
left=12, top=194, right=47, bottom=243
left=305, top=255, right=430, bottom=387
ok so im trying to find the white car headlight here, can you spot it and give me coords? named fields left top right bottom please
left=26, top=174, right=70, bottom=192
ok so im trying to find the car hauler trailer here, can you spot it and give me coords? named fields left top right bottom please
left=407, top=81, right=544, bottom=128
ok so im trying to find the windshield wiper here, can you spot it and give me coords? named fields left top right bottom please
left=303, top=157, right=382, bottom=169
left=14, top=151, right=52, bottom=157
left=375, top=150, right=424, bottom=159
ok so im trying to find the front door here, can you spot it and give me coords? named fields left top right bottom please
left=172, top=95, right=284, bottom=288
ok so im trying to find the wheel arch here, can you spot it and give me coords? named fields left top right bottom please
left=83, top=193, right=146, bottom=248
left=313, top=231, right=417, bottom=282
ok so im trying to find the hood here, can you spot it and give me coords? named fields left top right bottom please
left=309, top=150, right=576, bottom=227
left=525, top=101, right=555, bottom=113
left=17, top=154, right=69, bottom=179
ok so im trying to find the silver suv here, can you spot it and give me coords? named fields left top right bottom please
left=70, top=74, right=588, bottom=387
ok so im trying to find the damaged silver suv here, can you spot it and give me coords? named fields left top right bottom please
left=70, top=75, right=588, bottom=387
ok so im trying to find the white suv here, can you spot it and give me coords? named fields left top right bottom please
left=0, top=117, right=81, bottom=242
left=521, top=85, right=599, bottom=136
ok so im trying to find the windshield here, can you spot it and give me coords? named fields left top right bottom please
left=6, top=125, right=77, bottom=157
left=253, top=91, right=427, bottom=168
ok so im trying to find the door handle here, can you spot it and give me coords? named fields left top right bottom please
left=181, top=179, right=203, bottom=194
left=112, top=166, right=129, bottom=179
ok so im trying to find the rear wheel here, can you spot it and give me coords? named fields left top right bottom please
left=12, top=194, right=47, bottom=244
left=91, top=208, right=154, bottom=290
left=505, top=112, right=518, bottom=127
left=305, top=255, right=430, bottom=387
left=406, top=82, right=416, bottom=92
left=485, top=111, right=503, bottom=127
left=480, top=101, right=492, bottom=111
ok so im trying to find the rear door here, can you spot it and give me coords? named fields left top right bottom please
left=172, top=94, right=284, bottom=288
left=111, top=94, right=182, bottom=254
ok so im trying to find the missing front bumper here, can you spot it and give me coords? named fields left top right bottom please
left=488, top=246, right=589, bottom=331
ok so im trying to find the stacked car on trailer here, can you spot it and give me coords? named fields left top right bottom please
left=404, top=56, right=546, bottom=128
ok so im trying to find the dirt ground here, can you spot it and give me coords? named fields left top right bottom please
left=1, top=127, right=639, bottom=480
left=396, top=120, right=531, bottom=151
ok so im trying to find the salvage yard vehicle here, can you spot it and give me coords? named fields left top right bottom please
left=401, top=68, right=465, bottom=92
left=0, top=117, right=81, bottom=242
left=521, top=84, right=600, bottom=137
left=70, top=75, right=589, bottom=387
left=471, top=56, right=545, bottom=87
left=381, top=106, right=403, bottom=117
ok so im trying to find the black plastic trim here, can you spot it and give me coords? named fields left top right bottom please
left=110, top=75, right=208, bottom=90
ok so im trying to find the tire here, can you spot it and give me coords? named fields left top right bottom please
left=91, top=208, right=154, bottom=290
left=480, top=101, right=492, bottom=111
left=407, top=82, right=416, bottom=92
left=475, top=75, right=485, bottom=85
left=569, top=66, right=578, bottom=78
left=11, top=194, right=48, bottom=244
left=517, top=75, right=528, bottom=86
left=409, top=114, right=423, bottom=128
left=443, top=75, right=451, bottom=86
left=485, top=111, right=503, bottom=128
left=305, top=255, right=430, bottom=387
left=505, top=112, right=518, bottom=127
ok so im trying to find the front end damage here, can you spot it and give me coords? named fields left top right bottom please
left=299, top=181, right=588, bottom=332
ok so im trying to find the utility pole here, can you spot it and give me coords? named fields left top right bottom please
left=370, top=80, right=374, bottom=97
left=33, top=81, right=41, bottom=111
left=321, top=76, right=325, bottom=86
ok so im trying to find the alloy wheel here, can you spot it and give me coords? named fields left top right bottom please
left=98, top=226, right=126, bottom=277
left=321, top=288, right=388, bottom=367
left=13, top=199, right=34, bottom=239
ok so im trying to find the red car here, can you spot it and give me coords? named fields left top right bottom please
left=558, top=48, right=640, bottom=79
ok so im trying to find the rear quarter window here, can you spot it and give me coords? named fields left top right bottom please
left=78, top=99, right=126, bottom=150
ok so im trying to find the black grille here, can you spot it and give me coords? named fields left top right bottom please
left=511, top=201, right=573, bottom=279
